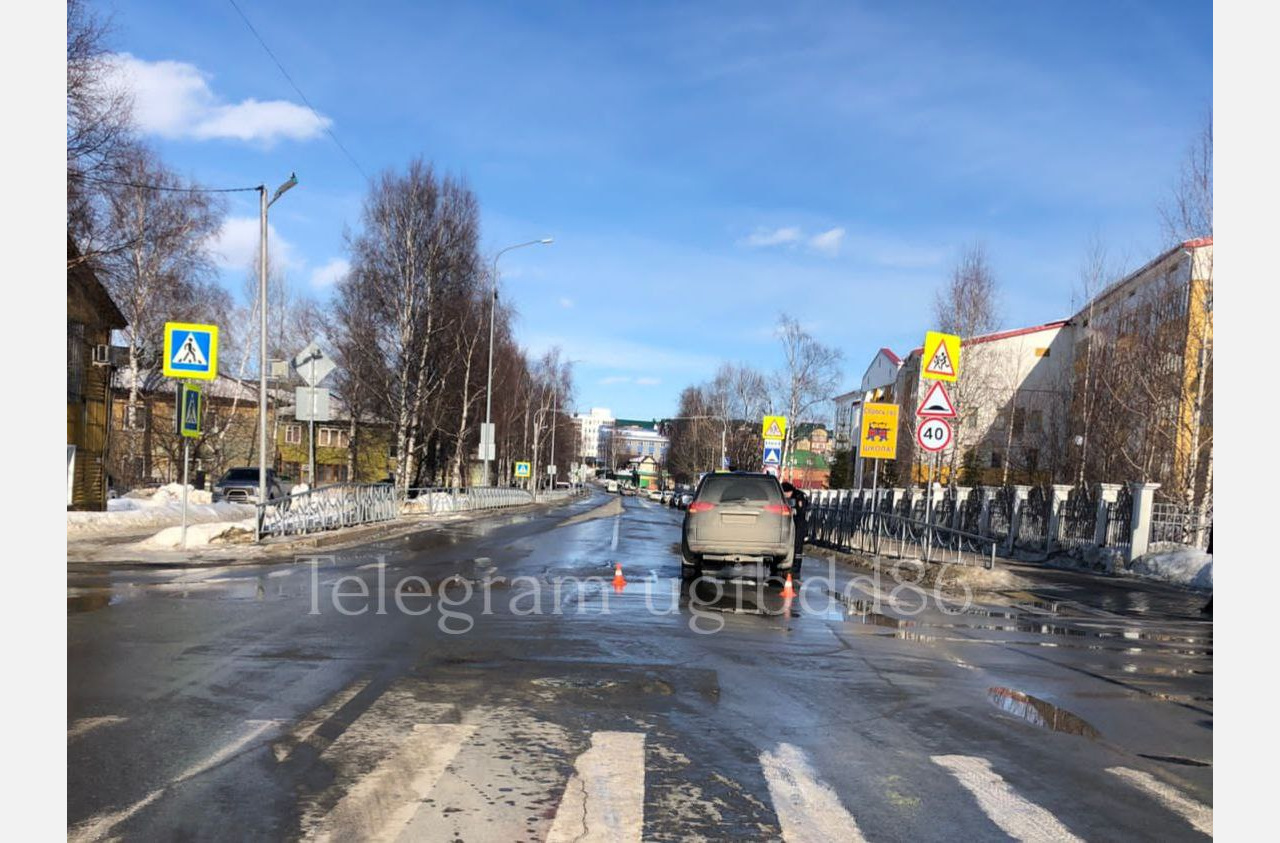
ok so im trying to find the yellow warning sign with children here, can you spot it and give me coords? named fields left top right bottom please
left=921, top=331, right=961, bottom=382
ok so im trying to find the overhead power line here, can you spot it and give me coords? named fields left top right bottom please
left=225, top=0, right=371, bottom=182
left=69, top=172, right=260, bottom=193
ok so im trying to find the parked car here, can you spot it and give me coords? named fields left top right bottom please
left=621, top=484, right=638, bottom=497
left=647, top=488, right=663, bottom=502
left=680, top=471, right=796, bottom=583
left=212, top=467, right=287, bottom=505
left=606, top=479, right=619, bottom=493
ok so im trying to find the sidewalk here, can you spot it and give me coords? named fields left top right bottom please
left=67, top=491, right=597, bottom=568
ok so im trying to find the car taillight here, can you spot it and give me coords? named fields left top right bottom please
left=688, top=501, right=716, bottom=513
left=764, top=504, right=791, bottom=515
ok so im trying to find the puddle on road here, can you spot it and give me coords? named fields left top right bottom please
left=68, top=592, right=113, bottom=614
left=988, top=686, right=1101, bottom=738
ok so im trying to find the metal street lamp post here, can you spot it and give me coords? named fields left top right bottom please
left=483, top=238, right=553, bottom=486
left=258, top=173, right=297, bottom=506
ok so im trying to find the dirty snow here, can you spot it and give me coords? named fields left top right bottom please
left=1128, top=548, right=1213, bottom=590
left=135, top=519, right=256, bottom=549
left=68, top=483, right=255, bottom=538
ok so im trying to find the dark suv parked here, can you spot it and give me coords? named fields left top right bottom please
left=679, top=472, right=796, bottom=582
left=211, top=467, right=286, bottom=504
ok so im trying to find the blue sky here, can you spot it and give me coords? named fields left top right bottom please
left=101, top=0, right=1211, bottom=420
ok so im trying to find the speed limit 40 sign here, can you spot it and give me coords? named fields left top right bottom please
left=916, top=417, right=953, bottom=452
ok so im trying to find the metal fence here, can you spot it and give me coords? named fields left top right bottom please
left=1149, top=501, right=1212, bottom=551
left=1053, top=487, right=1097, bottom=551
left=255, top=482, right=399, bottom=540
left=401, top=486, right=537, bottom=514
left=805, top=489, right=999, bottom=568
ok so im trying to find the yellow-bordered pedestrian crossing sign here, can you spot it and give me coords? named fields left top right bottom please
left=762, top=415, right=787, bottom=440
left=178, top=384, right=202, bottom=438
left=163, top=322, right=219, bottom=380
left=515, top=461, right=531, bottom=478
left=922, top=331, right=961, bottom=382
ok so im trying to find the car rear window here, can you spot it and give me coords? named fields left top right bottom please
left=695, top=475, right=782, bottom=505
left=223, top=469, right=259, bottom=481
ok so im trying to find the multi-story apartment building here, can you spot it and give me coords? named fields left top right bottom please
left=572, top=407, right=613, bottom=467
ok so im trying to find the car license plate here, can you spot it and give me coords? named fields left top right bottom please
left=722, top=514, right=756, bottom=525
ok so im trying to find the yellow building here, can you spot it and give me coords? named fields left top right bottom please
left=1071, top=237, right=1212, bottom=503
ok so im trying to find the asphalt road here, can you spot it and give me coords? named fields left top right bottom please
left=68, top=491, right=1213, bottom=841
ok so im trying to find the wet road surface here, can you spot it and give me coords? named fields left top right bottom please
left=68, top=492, right=1213, bottom=841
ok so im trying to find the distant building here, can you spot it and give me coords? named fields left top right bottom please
left=275, top=395, right=397, bottom=485
left=606, top=421, right=669, bottom=471
left=783, top=450, right=830, bottom=490
left=67, top=238, right=126, bottom=510
left=894, top=320, right=1075, bottom=485
left=572, top=407, right=613, bottom=466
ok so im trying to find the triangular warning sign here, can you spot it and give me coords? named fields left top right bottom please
left=764, top=420, right=784, bottom=438
left=924, top=339, right=955, bottom=378
left=916, top=380, right=957, bottom=418
left=173, top=333, right=208, bottom=366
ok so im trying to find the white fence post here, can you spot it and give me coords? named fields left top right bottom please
left=1127, top=482, right=1161, bottom=562
left=951, top=487, right=971, bottom=531
left=978, top=487, right=996, bottom=536
left=1007, top=485, right=1031, bottom=553
left=1094, top=483, right=1122, bottom=547
left=1046, top=484, right=1073, bottom=551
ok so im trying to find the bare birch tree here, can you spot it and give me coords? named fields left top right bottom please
left=773, top=315, right=843, bottom=482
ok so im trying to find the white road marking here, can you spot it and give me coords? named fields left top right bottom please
left=70, top=719, right=280, bottom=843
left=760, top=743, right=867, bottom=843
left=68, top=715, right=127, bottom=741
left=1107, top=766, right=1212, bottom=836
left=611, top=514, right=621, bottom=550
left=547, top=731, right=647, bottom=843
left=931, top=754, right=1083, bottom=842
left=306, top=723, right=475, bottom=842
left=272, top=678, right=372, bottom=762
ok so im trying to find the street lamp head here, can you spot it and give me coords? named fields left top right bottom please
left=270, top=172, right=298, bottom=206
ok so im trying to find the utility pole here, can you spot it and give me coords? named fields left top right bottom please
left=257, top=173, right=297, bottom=505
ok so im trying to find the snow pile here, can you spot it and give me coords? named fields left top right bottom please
left=1048, top=544, right=1126, bottom=576
left=1128, top=548, right=1213, bottom=590
left=135, top=518, right=256, bottom=549
left=69, top=485, right=255, bottom=538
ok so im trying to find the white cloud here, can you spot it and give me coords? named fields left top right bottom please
left=310, top=258, right=350, bottom=288
left=209, top=217, right=300, bottom=271
left=742, top=226, right=802, bottom=248
left=635, top=376, right=661, bottom=386
left=808, top=227, right=846, bottom=256
left=559, top=297, right=575, bottom=308
left=106, top=53, right=330, bottom=144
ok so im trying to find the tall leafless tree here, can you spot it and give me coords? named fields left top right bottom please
left=773, top=314, right=843, bottom=482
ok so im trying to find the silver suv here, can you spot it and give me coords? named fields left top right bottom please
left=680, top=472, right=796, bottom=583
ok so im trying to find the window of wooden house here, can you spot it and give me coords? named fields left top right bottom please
left=285, top=424, right=302, bottom=444
left=67, top=321, right=86, bottom=402
left=319, top=427, right=348, bottom=448
left=989, top=450, right=1003, bottom=469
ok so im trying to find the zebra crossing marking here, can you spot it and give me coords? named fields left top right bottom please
left=932, top=754, right=1084, bottom=842
left=760, top=742, right=867, bottom=842
left=547, top=731, right=647, bottom=843
left=1107, top=767, right=1212, bottom=836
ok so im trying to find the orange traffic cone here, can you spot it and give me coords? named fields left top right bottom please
left=612, top=563, right=627, bottom=591
left=781, top=572, right=796, bottom=599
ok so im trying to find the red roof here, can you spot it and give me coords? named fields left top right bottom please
left=880, top=347, right=901, bottom=365
left=1182, top=236, right=1212, bottom=249
left=907, top=320, right=1069, bottom=355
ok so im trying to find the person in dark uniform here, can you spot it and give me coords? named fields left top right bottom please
left=780, top=481, right=809, bottom=577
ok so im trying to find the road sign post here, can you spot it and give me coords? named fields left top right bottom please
left=175, top=382, right=202, bottom=549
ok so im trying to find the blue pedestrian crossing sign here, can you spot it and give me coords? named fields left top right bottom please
left=178, top=384, right=202, bottom=439
left=763, top=444, right=782, bottom=465
left=163, top=322, right=219, bottom=380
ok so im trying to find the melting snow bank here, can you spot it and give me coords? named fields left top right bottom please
left=1047, top=546, right=1212, bottom=591
left=135, top=519, right=257, bottom=549
left=68, top=483, right=256, bottom=538
left=1128, top=548, right=1213, bottom=590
